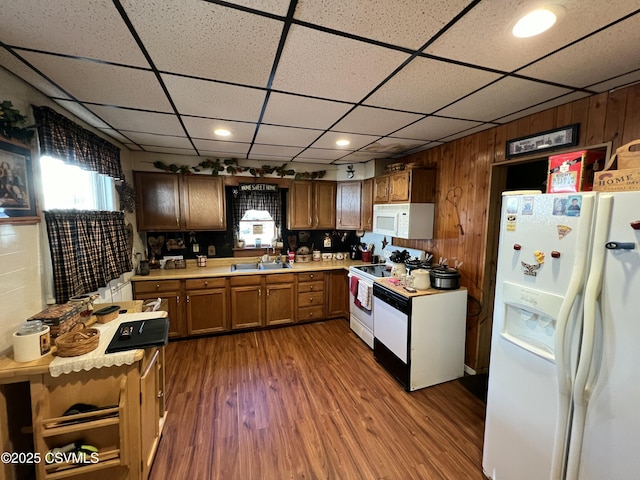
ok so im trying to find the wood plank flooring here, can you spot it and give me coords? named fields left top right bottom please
left=150, top=319, right=486, bottom=480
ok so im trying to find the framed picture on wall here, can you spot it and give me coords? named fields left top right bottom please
left=0, top=137, right=39, bottom=224
left=506, top=124, right=580, bottom=159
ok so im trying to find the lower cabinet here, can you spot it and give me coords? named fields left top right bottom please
left=230, top=276, right=263, bottom=330
left=326, top=269, right=349, bottom=319
left=132, top=281, right=185, bottom=338
left=30, top=346, right=166, bottom=480
left=185, top=278, right=228, bottom=334
left=297, top=272, right=325, bottom=322
left=265, top=274, right=296, bottom=326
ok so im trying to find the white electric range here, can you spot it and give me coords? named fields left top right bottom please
left=347, top=246, right=426, bottom=348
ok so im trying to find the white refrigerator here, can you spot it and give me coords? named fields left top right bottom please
left=483, top=190, right=640, bottom=480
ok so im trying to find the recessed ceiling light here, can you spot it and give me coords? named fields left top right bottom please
left=513, top=8, right=557, bottom=38
left=336, top=139, right=350, bottom=146
left=214, top=128, right=231, bottom=137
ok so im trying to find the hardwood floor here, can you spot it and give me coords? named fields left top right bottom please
left=150, top=319, right=487, bottom=480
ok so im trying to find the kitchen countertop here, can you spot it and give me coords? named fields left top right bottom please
left=0, top=300, right=143, bottom=380
left=132, top=258, right=373, bottom=281
left=375, top=278, right=468, bottom=298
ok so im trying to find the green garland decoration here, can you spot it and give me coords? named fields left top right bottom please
left=0, top=101, right=35, bottom=144
left=153, top=157, right=326, bottom=180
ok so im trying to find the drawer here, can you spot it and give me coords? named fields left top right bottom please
left=230, top=276, right=262, bottom=287
left=134, top=280, right=181, bottom=294
left=298, top=305, right=324, bottom=321
left=298, top=291, right=323, bottom=306
left=266, top=273, right=295, bottom=284
left=298, top=272, right=324, bottom=283
left=297, top=280, right=324, bottom=293
left=185, top=277, right=226, bottom=290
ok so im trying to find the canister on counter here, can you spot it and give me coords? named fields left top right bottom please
left=13, top=321, right=51, bottom=362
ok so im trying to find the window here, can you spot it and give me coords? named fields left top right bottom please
left=239, top=209, right=276, bottom=247
left=40, top=156, right=116, bottom=210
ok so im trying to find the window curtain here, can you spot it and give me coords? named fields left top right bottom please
left=232, top=188, right=282, bottom=232
left=44, top=210, right=133, bottom=304
left=32, top=105, right=123, bottom=180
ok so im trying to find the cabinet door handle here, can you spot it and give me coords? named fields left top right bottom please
left=157, top=391, right=164, bottom=399
left=267, top=289, right=270, bottom=296
left=204, top=281, right=208, bottom=287
left=186, top=295, right=190, bottom=303
left=176, top=217, right=180, bottom=227
left=259, top=288, right=261, bottom=297
left=308, top=215, right=312, bottom=226
left=176, top=295, right=180, bottom=304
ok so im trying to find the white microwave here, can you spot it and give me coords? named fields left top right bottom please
left=372, top=203, right=434, bottom=239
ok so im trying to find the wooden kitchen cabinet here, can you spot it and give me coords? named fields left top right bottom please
left=132, top=280, right=185, bottom=338
left=336, top=181, right=362, bottom=230
left=230, top=276, right=263, bottom=330
left=326, top=269, right=349, bottom=319
left=297, top=272, right=325, bottom=322
left=185, top=278, right=228, bottom=334
left=361, top=178, right=374, bottom=231
left=265, top=274, right=296, bottom=326
left=134, top=171, right=226, bottom=231
left=373, top=168, right=436, bottom=204
left=140, top=347, right=166, bottom=480
left=288, top=181, right=336, bottom=230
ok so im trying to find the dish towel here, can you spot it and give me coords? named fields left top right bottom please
left=357, top=282, right=372, bottom=311
left=350, top=276, right=362, bottom=308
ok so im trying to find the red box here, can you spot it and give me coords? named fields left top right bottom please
left=547, top=150, right=605, bottom=193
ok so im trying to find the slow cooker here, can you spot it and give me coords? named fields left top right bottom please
left=429, top=267, right=461, bottom=290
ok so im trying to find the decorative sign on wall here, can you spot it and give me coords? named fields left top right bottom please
left=506, top=124, right=579, bottom=159
left=239, top=183, right=279, bottom=192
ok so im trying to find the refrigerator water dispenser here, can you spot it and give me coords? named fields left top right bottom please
left=500, top=281, right=565, bottom=362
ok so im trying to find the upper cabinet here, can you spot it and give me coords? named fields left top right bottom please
left=361, top=178, right=373, bottom=231
left=288, top=181, right=336, bottom=230
left=373, top=168, right=436, bottom=204
left=336, top=181, right=362, bottom=230
left=134, top=171, right=226, bottom=231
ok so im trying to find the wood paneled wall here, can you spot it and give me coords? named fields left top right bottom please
left=394, top=83, right=640, bottom=372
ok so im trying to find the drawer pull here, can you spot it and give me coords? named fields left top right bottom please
left=204, top=281, right=208, bottom=286
left=155, top=284, right=160, bottom=289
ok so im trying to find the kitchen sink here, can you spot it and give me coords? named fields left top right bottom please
left=230, top=262, right=292, bottom=271
left=258, top=262, right=292, bottom=270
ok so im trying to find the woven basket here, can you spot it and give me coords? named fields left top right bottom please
left=55, top=328, right=100, bottom=357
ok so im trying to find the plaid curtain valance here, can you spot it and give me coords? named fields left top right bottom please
left=232, top=188, right=282, bottom=233
left=32, top=105, right=123, bottom=180
left=44, top=210, right=133, bottom=304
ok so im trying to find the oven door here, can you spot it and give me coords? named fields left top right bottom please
left=348, top=273, right=374, bottom=348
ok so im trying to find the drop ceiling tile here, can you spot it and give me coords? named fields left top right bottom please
left=123, top=143, right=143, bottom=151
left=297, top=148, right=352, bottom=161
left=332, top=106, right=423, bottom=136
left=53, top=100, right=111, bottom=129
left=122, top=0, right=282, bottom=87
left=20, top=52, right=172, bottom=111
left=438, top=77, right=572, bottom=122
left=0, top=0, right=148, bottom=67
left=288, top=157, right=335, bottom=166
left=96, top=128, right=134, bottom=145
left=440, top=124, right=496, bottom=142
left=392, top=116, right=483, bottom=141
left=262, top=93, right=353, bottom=130
left=496, top=91, right=590, bottom=124
left=87, top=106, right=185, bottom=136
left=338, top=151, right=390, bottom=163
left=519, top=17, right=640, bottom=89
left=183, top=117, right=257, bottom=143
left=251, top=144, right=305, bottom=157
left=255, top=125, right=323, bottom=147
left=425, top=0, right=640, bottom=73
left=0, top=50, right=72, bottom=100
left=246, top=154, right=298, bottom=163
left=140, top=146, right=198, bottom=156
left=311, top=131, right=380, bottom=150
left=193, top=139, right=251, bottom=156
left=362, top=137, right=428, bottom=155
left=122, top=132, right=192, bottom=149
left=224, top=0, right=290, bottom=16
left=271, top=24, right=410, bottom=102
left=162, top=74, right=266, bottom=121
left=590, top=71, right=640, bottom=93
left=294, top=0, right=471, bottom=50
left=364, top=57, right=501, bottom=113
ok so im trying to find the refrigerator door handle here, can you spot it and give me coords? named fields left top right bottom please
left=550, top=193, right=596, bottom=480
left=565, top=194, right=613, bottom=480
left=604, top=241, right=635, bottom=250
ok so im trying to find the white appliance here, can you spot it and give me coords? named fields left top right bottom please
left=372, top=282, right=467, bottom=391
left=372, top=203, right=434, bottom=239
left=483, top=190, right=640, bottom=480
left=348, top=245, right=426, bottom=348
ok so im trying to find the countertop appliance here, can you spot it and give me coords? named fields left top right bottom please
left=348, top=245, right=426, bottom=348
left=483, top=190, right=640, bottom=480
left=372, top=281, right=467, bottom=391
left=372, top=203, right=434, bottom=239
